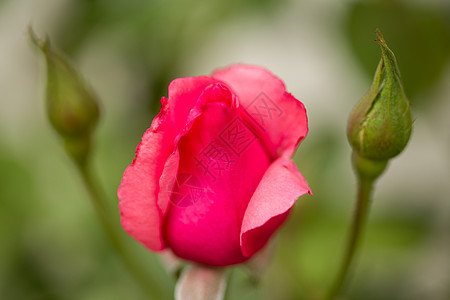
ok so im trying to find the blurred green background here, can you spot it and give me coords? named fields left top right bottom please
left=1, top=0, right=449, bottom=299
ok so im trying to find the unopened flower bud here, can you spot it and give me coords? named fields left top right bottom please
left=347, top=29, right=412, bottom=162
left=29, top=28, right=100, bottom=165
left=29, top=28, right=99, bottom=139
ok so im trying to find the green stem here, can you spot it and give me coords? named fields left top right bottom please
left=75, top=162, right=166, bottom=299
left=326, top=177, right=374, bottom=300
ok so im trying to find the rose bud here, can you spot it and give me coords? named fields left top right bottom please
left=347, top=30, right=412, bottom=164
left=29, top=28, right=99, bottom=164
left=118, top=65, right=311, bottom=266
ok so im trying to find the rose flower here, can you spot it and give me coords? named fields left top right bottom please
left=118, top=64, right=311, bottom=266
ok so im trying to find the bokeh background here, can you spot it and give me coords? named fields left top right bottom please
left=1, top=0, right=449, bottom=299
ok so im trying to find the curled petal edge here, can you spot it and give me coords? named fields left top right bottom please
left=240, top=157, right=311, bottom=257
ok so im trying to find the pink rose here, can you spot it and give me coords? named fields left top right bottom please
left=118, top=64, right=311, bottom=266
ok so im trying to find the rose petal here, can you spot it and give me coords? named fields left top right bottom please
left=163, top=84, right=272, bottom=266
left=118, top=77, right=220, bottom=251
left=118, top=125, right=170, bottom=251
left=166, top=76, right=219, bottom=132
left=212, top=64, right=308, bottom=157
left=240, top=157, right=311, bottom=257
left=157, top=149, right=180, bottom=216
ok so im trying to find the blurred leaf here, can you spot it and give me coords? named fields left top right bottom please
left=365, top=200, right=433, bottom=254
left=349, top=274, right=407, bottom=300
left=0, top=144, right=55, bottom=299
left=51, top=0, right=284, bottom=118
left=344, top=0, right=450, bottom=101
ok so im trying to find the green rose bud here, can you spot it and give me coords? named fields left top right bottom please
left=29, top=29, right=99, bottom=138
left=29, top=28, right=100, bottom=165
left=347, top=29, right=412, bottom=162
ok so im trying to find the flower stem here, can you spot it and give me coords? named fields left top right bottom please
left=76, top=162, right=167, bottom=299
left=326, top=175, right=375, bottom=299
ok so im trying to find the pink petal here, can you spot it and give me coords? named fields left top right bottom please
left=118, top=125, right=171, bottom=251
left=118, top=76, right=219, bottom=251
left=240, top=157, right=311, bottom=257
left=166, top=76, right=219, bottom=132
left=212, top=64, right=308, bottom=158
left=163, top=84, right=272, bottom=266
